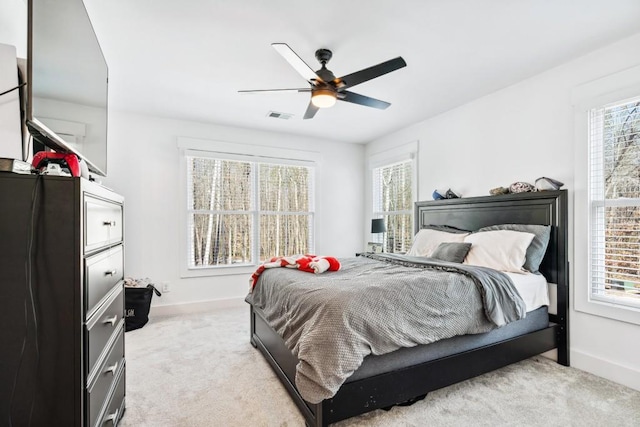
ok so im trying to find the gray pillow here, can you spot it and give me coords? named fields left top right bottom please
left=430, top=242, right=472, bottom=263
left=476, top=224, right=551, bottom=273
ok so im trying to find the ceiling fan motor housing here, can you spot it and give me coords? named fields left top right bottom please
left=314, top=49, right=337, bottom=84
left=315, top=48, right=333, bottom=65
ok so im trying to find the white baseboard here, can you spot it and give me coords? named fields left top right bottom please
left=571, top=349, right=640, bottom=392
left=150, top=297, right=246, bottom=317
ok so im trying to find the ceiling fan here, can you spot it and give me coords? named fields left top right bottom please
left=239, top=43, right=407, bottom=119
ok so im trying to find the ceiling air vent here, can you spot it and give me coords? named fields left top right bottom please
left=267, top=111, right=294, bottom=120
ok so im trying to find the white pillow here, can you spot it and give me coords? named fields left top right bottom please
left=463, top=230, right=535, bottom=273
left=406, top=229, right=469, bottom=257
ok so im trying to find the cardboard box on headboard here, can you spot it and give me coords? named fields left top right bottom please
left=0, top=43, right=23, bottom=161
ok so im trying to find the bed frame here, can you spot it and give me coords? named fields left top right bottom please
left=249, top=190, right=569, bottom=427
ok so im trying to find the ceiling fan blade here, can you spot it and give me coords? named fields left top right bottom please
left=238, top=88, right=311, bottom=94
left=303, top=101, right=319, bottom=119
left=272, top=43, right=323, bottom=84
left=336, top=57, right=406, bottom=90
left=338, top=91, right=391, bottom=109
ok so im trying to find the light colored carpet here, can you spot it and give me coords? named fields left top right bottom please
left=119, top=303, right=640, bottom=427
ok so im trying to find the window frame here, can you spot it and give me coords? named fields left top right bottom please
left=369, top=141, right=418, bottom=254
left=573, top=64, right=640, bottom=325
left=588, top=98, right=640, bottom=311
left=178, top=137, right=317, bottom=278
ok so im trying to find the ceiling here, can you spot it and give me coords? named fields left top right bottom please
left=82, top=0, right=640, bottom=144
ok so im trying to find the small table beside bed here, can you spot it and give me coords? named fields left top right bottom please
left=246, top=190, right=569, bottom=427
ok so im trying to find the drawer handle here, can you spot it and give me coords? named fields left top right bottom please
left=105, top=269, right=118, bottom=276
left=103, top=315, right=118, bottom=326
left=103, top=220, right=116, bottom=227
left=104, top=361, right=119, bottom=376
left=104, top=408, right=119, bottom=425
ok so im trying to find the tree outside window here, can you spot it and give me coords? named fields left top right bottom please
left=186, top=156, right=314, bottom=268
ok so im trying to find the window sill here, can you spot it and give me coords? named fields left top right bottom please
left=180, top=264, right=256, bottom=279
left=575, top=295, right=640, bottom=326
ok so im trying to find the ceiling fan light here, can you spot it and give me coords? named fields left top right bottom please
left=311, top=89, right=337, bottom=108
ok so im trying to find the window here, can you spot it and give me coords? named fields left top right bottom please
left=372, top=159, right=414, bottom=253
left=574, top=65, right=640, bottom=324
left=185, top=152, right=314, bottom=271
left=589, top=96, right=640, bottom=309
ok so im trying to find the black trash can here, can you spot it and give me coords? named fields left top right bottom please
left=124, top=279, right=162, bottom=332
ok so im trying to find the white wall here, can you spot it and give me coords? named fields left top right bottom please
left=366, top=32, right=640, bottom=391
left=0, top=0, right=27, bottom=58
left=102, top=111, right=364, bottom=310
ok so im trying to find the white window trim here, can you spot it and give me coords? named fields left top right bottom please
left=572, top=64, right=640, bottom=325
left=178, top=137, right=317, bottom=278
left=368, top=141, right=419, bottom=251
left=368, top=140, right=418, bottom=171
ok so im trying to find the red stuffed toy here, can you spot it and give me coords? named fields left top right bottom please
left=297, top=255, right=341, bottom=274
left=249, top=254, right=341, bottom=290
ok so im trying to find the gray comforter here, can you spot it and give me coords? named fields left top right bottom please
left=245, top=253, right=526, bottom=404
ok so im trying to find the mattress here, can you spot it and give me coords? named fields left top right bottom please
left=346, top=272, right=550, bottom=384
left=347, top=305, right=549, bottom=383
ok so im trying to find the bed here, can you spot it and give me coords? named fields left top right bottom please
left=247, top=190, right=569, bottom=426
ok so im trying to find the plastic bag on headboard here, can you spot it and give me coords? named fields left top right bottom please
left=535, top=177, right=564, bottom=191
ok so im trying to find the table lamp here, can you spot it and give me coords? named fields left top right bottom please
left=371, top=218, right=386, bottom=252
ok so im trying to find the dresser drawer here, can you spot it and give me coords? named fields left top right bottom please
left=85, top=246, right=124, bottom=318
left=97, top=362, right=126, bottom=427
left=88, top=329, right=124, bottom=427
left=85, top=196, right=123, bottom=253
left=87, top=287, right=124, bottom=376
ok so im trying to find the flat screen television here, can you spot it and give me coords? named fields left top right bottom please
left=26, top=0, right=108, bottom=177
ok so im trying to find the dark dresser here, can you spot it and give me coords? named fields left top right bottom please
left=0, top=174, right=126, bottom=426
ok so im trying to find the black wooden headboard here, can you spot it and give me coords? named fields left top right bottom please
left=414, top=190, right=569, bottom=364
left=414, top=190, right=567, bottom=284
